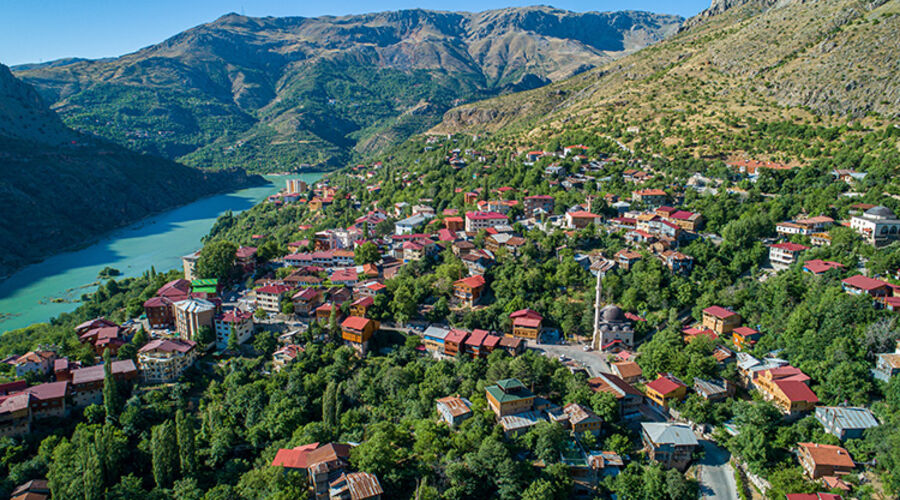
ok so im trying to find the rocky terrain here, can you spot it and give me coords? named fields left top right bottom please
left=13, top=7, right=682, bottom=171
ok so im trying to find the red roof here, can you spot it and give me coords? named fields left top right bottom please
left=271, top=442, right=320, bottom=469
left=219, top=309, right=252, bottom=323
left=567, top=210, right=600, bottom=219
left=732, top=326, right=759, bottom=337
left=483, top=335, right=501, bottom=348
left=513, top=317, right=542, bottom=328
left=341, top=316, right=372, bottom=331
left=770, top=242, right=809, bottom=252
left=143, top=296, right=172, bottom=308
left=257, top=284, right=293, bottom=295
left=803, top=259, right=845, bottom=274
left=634, top=189, right=667, bottom=196
left=703, top=306, right=738, bottom=319
left=646, top=375, right=684, bottom=395
left=465, top=211, right=507, bottom=221
left=842, top=274, right=889, bottom=291
left=351, top=296, right=374, bottom=308
left=455, top=275, right=486, bottom=289
left=510, top=308, right=543, bottom=320
left=445, top=329, right=469, bottom=344
left=797, top=443, right=853, bottom=468
left=465, top=329, right=488, bottom=347
left=774, top=380, right=819, bottom=403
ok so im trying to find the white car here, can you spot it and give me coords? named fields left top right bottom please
left=583, top=345, right=592, bottom=352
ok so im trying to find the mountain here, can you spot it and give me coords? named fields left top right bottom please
left=431, top=0, right=899, bottom=142
left=0, top=64, right=262, bottom=278
left=13, top=7, right=683, bottom=171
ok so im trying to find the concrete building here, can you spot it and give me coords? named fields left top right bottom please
left=850, top=206, right=900, bottom=246
left=173, top=298, right=216, bottom=342
left=214, top=309, right=254, bottom=349
left=137, top=338, right=198, bottom=383
left=641, top=422, right=699, bottom=471
left=592, top=305, right=634, bottom=352
left=70, top=360, right=138, bottom=408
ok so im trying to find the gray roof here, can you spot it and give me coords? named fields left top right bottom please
left=423, top=326, right=450, bottom=340
left=815, top=406, right=880, bottom=431
left=641, top=422, right=699, bottom=446
left=499, top=411, right=545, bottom=431
left=865, top=205, right=895, bottom=218
left=396, top=214, right=431, bottom=227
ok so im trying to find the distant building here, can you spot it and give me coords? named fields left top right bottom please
left=182, top=250, right=201, bottom=281
left=464, top=211, right=508, bottom=232
left=850, top=206, right=900, bottom=246
left=592, top=305, right=634, bottom=352
left=143, top=296, right=174, bottom=329
left=644, top=374, right=687, bottom=409
left=453, top=275, right=486, bottom=307
left=769, top=242, right=810, bottom=270
left=328, top=471, right=383, bottom=500
left=510, top=309, right=543, bottom=340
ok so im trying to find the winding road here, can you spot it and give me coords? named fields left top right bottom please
left=698, top=439, right=739, bottom=500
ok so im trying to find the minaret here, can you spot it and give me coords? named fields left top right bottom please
left=592, top=270, right=602, bottom=350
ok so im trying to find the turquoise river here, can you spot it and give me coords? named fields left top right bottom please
left=0, top=172, right=322, bottom=333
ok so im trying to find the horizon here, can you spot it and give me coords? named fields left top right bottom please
left=0, top=0, right=708, bottom=67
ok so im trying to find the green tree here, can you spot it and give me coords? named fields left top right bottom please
left=196, top=240, right=237, bottom=281
left=196, top=325, right=215, bottom=347
left=151, top=420, right=178, bottom=488
left=227, top=323, right=239, bottom=352
left=176, top=409, right=197, bottom=476
left=354, top=241, right=381, bottom=264
left=83, top=444, right=103, bottom=500
left=102, top=348, right=119, bottom=423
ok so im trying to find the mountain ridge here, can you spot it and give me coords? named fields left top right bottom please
left=13, top=6, right=683, bottom=171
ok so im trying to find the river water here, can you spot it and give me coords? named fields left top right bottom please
left=0, top=172, right=322, bottom=333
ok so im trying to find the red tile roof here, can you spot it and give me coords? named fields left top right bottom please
left=455, top=275, right=486, bottom=289
left=445, top=329, right=469, bottom=344
left=646, top=375, right=684, bottom=395
left=271, top=442, right=320, bottom=469
left=797, top=443, right=853, bottom=468
left=770, top=242, right=810, bottom=252
left=703, top=306, right=738, bottom=319
left=803, top=259, right=845, bottom=274
left=774, top=380, right=819, bottom=403
left=341, top=316, right=372, bottom=331
left=842, top=274, right=889, bottom=291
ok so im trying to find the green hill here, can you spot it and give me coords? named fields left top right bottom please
left=0, top=64, right=261, bottom=277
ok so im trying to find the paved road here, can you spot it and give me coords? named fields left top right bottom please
left=698, top=439, right=739, bottom=500
left=529, top=341, right=611, bottom=377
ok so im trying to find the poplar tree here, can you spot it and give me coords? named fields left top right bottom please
left=176, top=409, right=197, bottom=476
left=102, top=348, right=119, bottom=422
left=152, top=420, right=178, bottom=488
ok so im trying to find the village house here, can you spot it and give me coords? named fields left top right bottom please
left=755, top=366, right=819, bottom=417
left=422, top=326, right=450, bottom=354
left=815, top=406, right=879, bottom=440
left=562, top=403, right=603, bottom=435
left=453, top=275, right=486, bottom=307
left=13, top=350, right=56, bottom=378
left=732, top=326, right=762, bottom=351
left=498, top=336, right=525, bottom=356
left=631, top=189, right=668, bottom=207
left=272, top=344, right=304, bottom=372
left=340, top=316, right=379, bottom=356
left=849, top=206, right=900, bottom=246
left=70, top=360, right=139, bottom=408
left=464, top=211, right=508, bottom=232
left=214, top=309, right=253, bottom=349
left=443, top=329, right=468, bottom=357
left=78, top=324, right=126, bottom=356
left=328, top=471, right=383, bottom=500
left=644, top=374, right=687, bottom=410
left=803, top=259, right=845, bottom=275
left=797, top=443, right=854, bottom=479
left=873, top=351, right=900, bottom=381
left=235, top=246, right=257, bottom=275
left=137, top=338, right=198, bottom=383
left=173, top=298, right=217, bottom=342
left=307, top=443, right=355, bottom=500
left=701, top=306, right=741, bottom=336
left=486, top=378, right=534, bottom=417
left=0, top=392, right=32, bottom=438
left=588, top=373, right=642, bottom=419
left=292, top=288, right=323, bottom=316
left=660, top=250, right=693, bottom=274
left=693, top=377, right=732, bottom=402
left=641, top=422, right=699, bottom=471
left=614, top=249, right=642, bottom=271
left=769, top=242, right=810, bottom=270
left=612, top=361, right=643, bottom=384
left=566, top=210, right=601, bottom=229
left=435, top=396, right=473, bottom=427
left=510, top=309, right=543, bottom=340
left=23, top=381, right=70, bottom=419
left=841, top=275, right=891, bottom=298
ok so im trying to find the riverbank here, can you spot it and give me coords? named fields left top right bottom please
left=0, top=172, right=322, bottom=333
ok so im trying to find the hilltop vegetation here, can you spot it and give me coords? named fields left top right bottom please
left=432, top=0, right=900, bottom=154
left=13, top=7, right=682, bottom=171
left=0, top=65, right=261, bottom=277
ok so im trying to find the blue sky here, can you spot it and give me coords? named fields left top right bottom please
left=1, top=0, right=709, bottom=66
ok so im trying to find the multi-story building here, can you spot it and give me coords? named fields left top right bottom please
left=214, top=309, right=254, bottom=349
left=631, top=189, right=668, bottom=207
left=588, top=373, right=643, bottom=419
left=701, top=306, right=741, bottom=335
left=443, top=329, right=468, bottom=357
left=292, top=288, right=322, bottom=316
left=143, top=296, right=174, bottom=329
left=769, top=242, right=810, bottom=270
left=340, top=316, right=379, bottom=356
left=173, top=298, right=216, bottom=342
left=23, top=381, right=70, bottom=419
left=485, top=378, right=534, bottom=417
left=755, top=367, right=819, bottom=417
left=732, top=326, right=762, bottom=351
left=256, top=284, right=293, bottom=313
left=464, top=211, right=508, bottom=232
left=453, top=275, right=485, bottom=307
left=563, top=403, right=603, bottom=436
left=797, top=443, right=854, bottom=479
left=510, top=309, right=543, bottom=340
left=137, top=338, right=198, bottom=383
left=815, top=406, right=879, bottom=440
left=644, top=374, right=687, bottom=409
left=0, top=393, right=32, bottom=438
left=423, top=326, right=450, bottom=354
left=523, top=195, right=555, bottom=217
left=13, top=350, right=56, bottom=378
left=566, top=211, right=601, bottom=229
left=181, top=250, right=201, bottom=281
left=641, top=422, right=699, bottom=471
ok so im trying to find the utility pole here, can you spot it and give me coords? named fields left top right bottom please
left=592, top=269, right=602, bottom=350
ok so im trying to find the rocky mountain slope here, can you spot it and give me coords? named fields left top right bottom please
left=431, top=0, right=899, bottom=141
left=13, top=7, right=682, bottom=171
left=0, top=65, right=261, bottom=278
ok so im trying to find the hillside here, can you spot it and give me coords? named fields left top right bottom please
left=13, top=7, right=682, bottom=171
left=0, top=64, right=262, bottom=278
left=431, top=0, right=900, bottom=156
